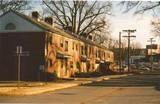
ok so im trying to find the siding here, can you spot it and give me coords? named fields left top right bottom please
left=0, top=12, right=43, bottom=32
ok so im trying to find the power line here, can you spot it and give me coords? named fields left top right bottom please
left=119, top=32, right=122, bottom=72
left=147, top=38, right=156, bottom=71
left=122, top=29, right=136, bottom=72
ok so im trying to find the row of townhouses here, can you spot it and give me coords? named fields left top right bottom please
left=0, top=10, right=114, bottom=81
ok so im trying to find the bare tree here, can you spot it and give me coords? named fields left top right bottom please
left=42, top=0, right=112, bottom=39
left=131, top=41, right=142, bottom=49
left=151, top=19, right=160, bottom=37
left=119, top=1, right=160, bottom=15
left=120, top=1, right=160, bottom=37
left=0, top=0, right=30, bottom=14
left=92, top=19, right=111, bottom=45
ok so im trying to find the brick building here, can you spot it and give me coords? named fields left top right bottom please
left=0, top=10, right=114, bottom=81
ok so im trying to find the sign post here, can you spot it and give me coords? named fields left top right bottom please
left=16, top=45, right=29, bottom=88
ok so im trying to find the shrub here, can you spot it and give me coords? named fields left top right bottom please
left=40, top=72, right=58, bottom=81
left=46, top=72, right=58, bottom=81
left=73, top=71, right=102, bottom=78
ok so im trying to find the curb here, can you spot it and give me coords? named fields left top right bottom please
left=0, top=81, right=93, bottom=96
left=0, top=83, right=79, bottom=96
left=0, top=74, right=131, bottom=96
left=23, top=83, right=79, bottom=96
left=79, top=81, right=93, bottom=85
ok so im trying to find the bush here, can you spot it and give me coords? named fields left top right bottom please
left=48, top=72, right=58, bottom=81
left=73, top=71, right=102, bottom=78
left=40, top=72, right=58, bottom=81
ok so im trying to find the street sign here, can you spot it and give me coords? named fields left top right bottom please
left=39, top=65, right=45, bottom=71
left=15, top=45, right=30, bottom=87
left=146, top=44, right=157, bottom=49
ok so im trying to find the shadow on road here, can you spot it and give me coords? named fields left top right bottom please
left=155, top=84, right=160, bottom=91
left=82, top=74, right=160, bottom=91
left=55, top=92, right=76, bottom=95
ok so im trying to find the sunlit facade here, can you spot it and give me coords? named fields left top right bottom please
left=0, top=10, right=114, bottom=81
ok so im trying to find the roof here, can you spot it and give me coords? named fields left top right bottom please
left=1, top=10, right=111, bottom=51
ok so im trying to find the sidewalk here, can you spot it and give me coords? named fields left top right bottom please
left=0, top=74, right=130, bottom=96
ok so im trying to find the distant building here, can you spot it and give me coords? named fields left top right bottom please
left=146, top=44, right=160, bottom=55
left=130, top=55, right=145, bottom=64
left=129, top=48, right=146, bottom=64
left=146, top=44, right=160, bottom=62
left=113, top=47, right=146, bottom=65
left=0, top=10, right=114, bottom=81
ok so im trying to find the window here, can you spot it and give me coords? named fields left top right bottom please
left=60, top=39, right=64, bottom=47
left=48, top=36, right=52, bottom=44
left=70, top=61, right=73, bottom=68
left=86, top=63, right=90, bottom=72
left=81, top=46, right=84, bottom=55
left=108, top=54, right=110, bottom=58
left=98, top=50, right=101, bottom=58
left=65, top=41, right=68, bottom=51
left=72, top=42, right=74, bottom=50
left=65, top=60, right=68, bottom=69
left=48, top=59, right=52, bottom=67
left=89, top=46, right=92, bottom=54
left=92, top=47, right=94, bottom=55
left=85, top=45, right=87, bottom=55
left=92, top=63, right=95, bottom=70
left=96, top=50, right=97, bottom=57
left=5, top=23, right=16, bottom=30
left=76, top=62, right=80, bottom=71
left=61, top=60, right=63, bottom=68
left=96, top=50, right=99, bottom=58
left=76, top=44, right=78, bottom=51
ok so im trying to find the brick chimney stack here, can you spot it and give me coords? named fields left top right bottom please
left=32, top=11, right=39, bottom=20
left=44, top=17, right=53, bottom=25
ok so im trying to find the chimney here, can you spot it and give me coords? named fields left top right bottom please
left=44, top=17, right=53, bottom=25
left=88, top=35, right=93, bottom=40
left=32, top=11, right=39, bottom=20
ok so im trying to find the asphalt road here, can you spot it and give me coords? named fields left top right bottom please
left=0, top=73, right=160, bottom=104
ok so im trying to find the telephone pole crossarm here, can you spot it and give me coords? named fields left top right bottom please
left=122, top=29, right=136, bottom=72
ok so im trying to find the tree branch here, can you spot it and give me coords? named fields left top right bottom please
left=42, top=0, right=66, bottom=27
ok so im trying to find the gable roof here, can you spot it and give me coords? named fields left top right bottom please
left=0, top=10, right=110, bottom=51
left=0, top=10, right=74, bottom=39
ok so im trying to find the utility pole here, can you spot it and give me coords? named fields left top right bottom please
left=16, top=46, right=29, bottom=87
left=119, top=32, right=122, bottom=72
left=147, top=38, right=156, bottom=71
left=122, top=29, right=136, bottom=72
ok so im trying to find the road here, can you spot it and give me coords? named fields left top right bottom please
left=0, top=73, right=160, bottom=104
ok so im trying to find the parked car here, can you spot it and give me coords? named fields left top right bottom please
left=139, top=67, right=150, bottom=71
left=123, top=66, right=128, bottom=72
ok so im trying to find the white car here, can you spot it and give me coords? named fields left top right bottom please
left=140, top=67, right=150, bottom=71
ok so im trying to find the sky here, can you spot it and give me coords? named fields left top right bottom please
left=109, top=1, right=158, bottom=48
left=30, top=0, right=159, bottom=48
